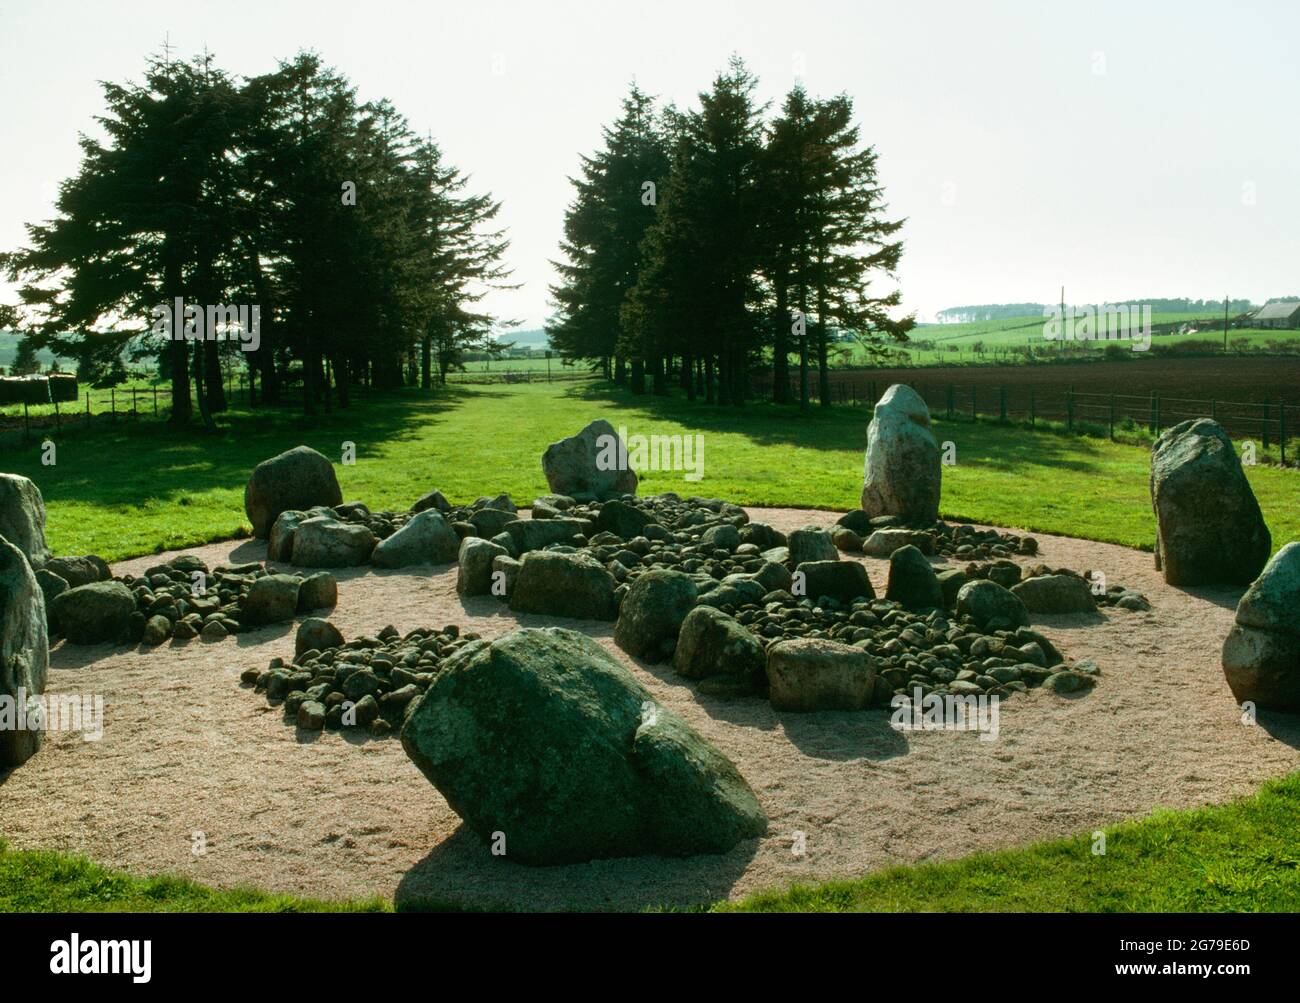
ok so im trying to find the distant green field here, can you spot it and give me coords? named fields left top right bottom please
left=839, top=314, right=1300, bottom=367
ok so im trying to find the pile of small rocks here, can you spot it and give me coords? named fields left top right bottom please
left=43, top=552, right=338, bottom=646
left=240, top=622, right=478, bottom=735
left=963, top=560, right=1152, bottom=612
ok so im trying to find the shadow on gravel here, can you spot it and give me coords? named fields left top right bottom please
left=394, top=823, right=759, bottom=912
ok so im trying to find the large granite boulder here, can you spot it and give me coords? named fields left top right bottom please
left=290, top=516, right=375, bottom=568
left=1222, top=543, right=1300, bottom=711
left=50, top=580, right=135, bottom=644
left=1150, top=419, right=1271, bottom=586
left=613, top=569, right=698, bottom=662
left=399, top=627, right=766, bottom=864
left=0, top=473, right=50, bottom=568
left=371, top=510, right=459, bottom=568
left=860, top=384, right=941, bottom=525
left=541, top=419, right=638, bottom=500
left=508, top=551, right=618, bottom=620
left=1012, top=574, right=1097, bottom=615
left=0, top=537, right=48, bottom=767
left=244, top=446, right=343, bottom=539
left=673, top=606, right=766, bottom=694
left=767, top=638, right=877, bottom=711
left=955, top=579, right=1030, bottom=631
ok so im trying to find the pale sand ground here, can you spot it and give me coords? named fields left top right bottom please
left=2, top=507, right=1298, bottom=911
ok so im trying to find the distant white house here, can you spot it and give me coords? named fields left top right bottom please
left=1253, top=300, right=1300, bottom=329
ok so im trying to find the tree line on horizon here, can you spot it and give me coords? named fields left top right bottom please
left=1, top=49, right=512, bottom=426
left=546, top=56, right=914, bottom=409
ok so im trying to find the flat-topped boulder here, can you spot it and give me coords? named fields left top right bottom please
left=244, top=446, right=344, bottom=539
left=861, top=384, right=941, bottom=525
left=290, top=516, right=375, bottom=568
left=541, top=419, right=638, bottom=500
left=1150, top=419, right=1271, bottom=586
left=508, top=551, right=618, bottom=620
left=767, top=638, right=877, bottom=711
left=400, top=627, right=766, bottom=864
left=49, top=580, right=135, bottom=644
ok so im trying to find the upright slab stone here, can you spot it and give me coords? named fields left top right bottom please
left=1150, top=419, right=1270, bottom=586
left=860, top=384, right=941, bottom=525
left=244, top=446, right=344, bottom=539
left=1222, top=542, right=1300, bottom=711
left=542, top=419, right=638, bottom=500
left=0, top=537, right=48, bottom=766
left=0, top=473, right=50, bottom=569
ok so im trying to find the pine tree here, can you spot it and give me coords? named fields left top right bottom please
left=549, top=83, right=667, bottom=380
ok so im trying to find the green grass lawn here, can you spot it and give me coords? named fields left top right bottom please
left=719, top=771, right=1300, bottom=912
left=7, top=769, right=1300, bottom=912
left=2, top=379, right=1296, bottom=562
left=3, top=377, right=1299, bottom=914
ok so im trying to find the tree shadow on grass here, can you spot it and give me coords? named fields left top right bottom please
left=3, top=385, right=489, bottom=513
left=394, top=823, right=759, bottom=912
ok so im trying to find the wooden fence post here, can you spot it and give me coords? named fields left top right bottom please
left=1280, top=402, right=1287, bottom=466
left=1262, top=400, right=1270, bottom=451
left=947, top=384, right=954, bottom=419
left=999, top=385, right=1007, bottom=421
left=1154, top=392, right=1161, bottom=434
left=1109, top=394, right=1115, bottom=440
left=1067, top=389, right=1074, bottom=432
left=1030, top=389, right=1035, bottom=427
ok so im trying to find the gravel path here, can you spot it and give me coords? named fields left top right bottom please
left=2, top=508, right=1297, bottom=911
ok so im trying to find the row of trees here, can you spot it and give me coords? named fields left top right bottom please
left=547, top=57, right=913, bottom=408
left=2, top=49, right=511, bottom=425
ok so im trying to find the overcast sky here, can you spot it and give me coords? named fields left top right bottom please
left=2, top=0, right=1296, bottom=329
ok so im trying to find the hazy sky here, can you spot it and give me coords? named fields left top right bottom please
left=2, top=0, right=1296, bottom=328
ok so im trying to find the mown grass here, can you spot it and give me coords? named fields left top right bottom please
left=7, top=770, right=1300, bottom=912
left=719, top=771, right=1300, bottom=912
left=0, top=840, right=387, bottom=912
left=2, top=379, right=1296, bottom=562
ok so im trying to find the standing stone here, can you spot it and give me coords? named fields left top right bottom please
left=1222, top=542, right=1300, bottom=711
left=1150, top=419, right=1271, bottom=586
left=860, top=384, right=941, bottom=525
left=0, top=473, right=50, bottom=569
left=542, top=419, right=638, bottom=500
left=613, top=569, right=698, bottom=661
left=0, top=537, right=48, bottom=767
left=243, top=446, right=344, bottom=539
left=399, top=627, right=766, bottom=864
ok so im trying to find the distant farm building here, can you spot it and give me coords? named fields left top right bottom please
left=1253, top=300, right=1300, bottom=328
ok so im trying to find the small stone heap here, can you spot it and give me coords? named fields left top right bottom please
left=47, top=553, right=338, bottom=646
left=241, top=621, right=478, bottom=736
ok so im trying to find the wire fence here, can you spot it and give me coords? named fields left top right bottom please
left=752, top=376, right=1296, bottom=464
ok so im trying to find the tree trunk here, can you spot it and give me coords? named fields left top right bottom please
left=773, top=285, right=790, bottom=404
left=630, top=357, right=645, bottom=395
left=614, top=357, right=626, bottom=384
left=421, top=335, right=432, bottom=389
